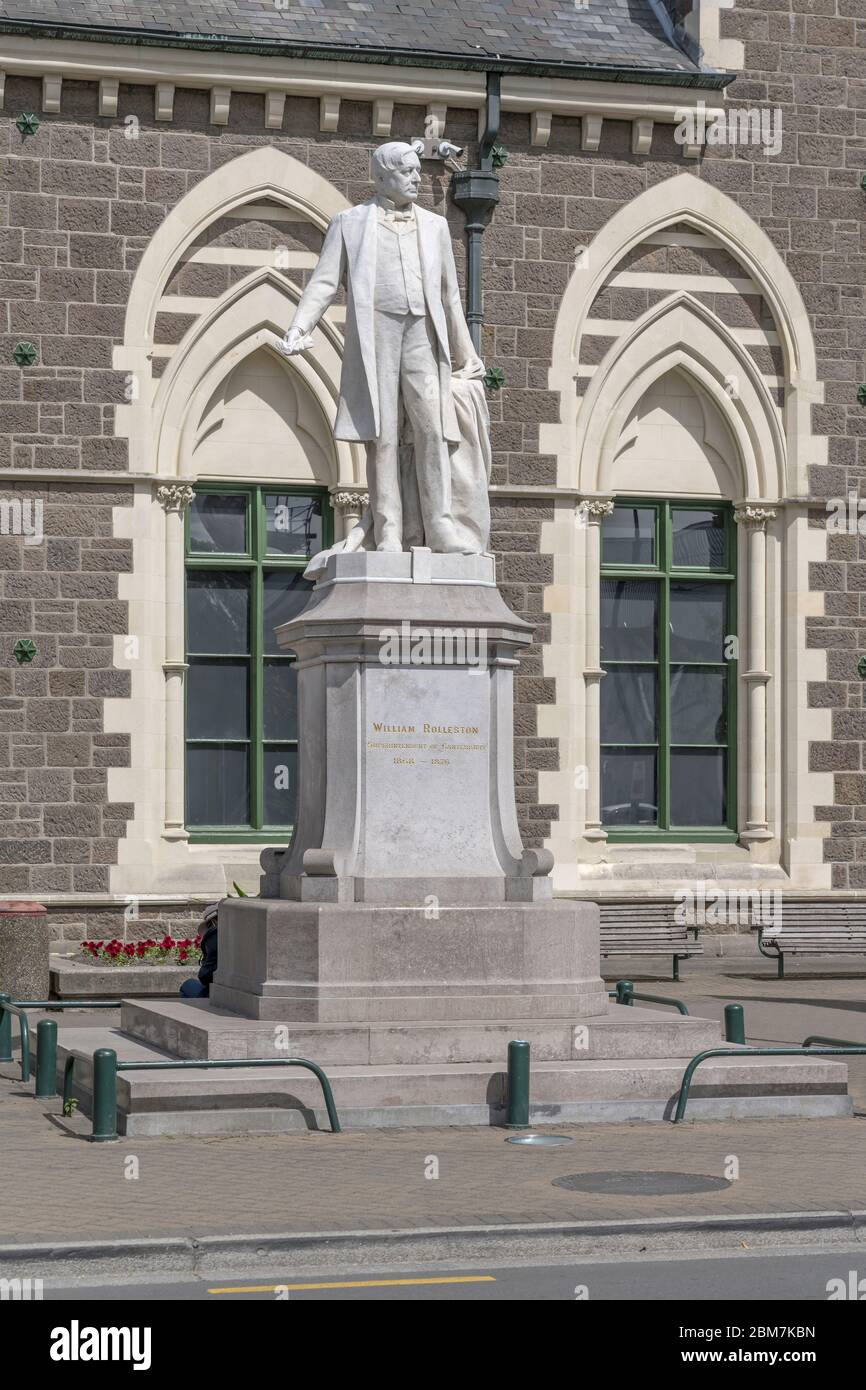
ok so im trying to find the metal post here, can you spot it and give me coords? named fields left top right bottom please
left=91, top=1047, right=118, bottom=1141
left=35, top=1019, right=57, bottom=1099
left=0, top=995, right=11, bottom=1062
left=616, top=980, right=634, bottom=1006
left=506, top=1039, right=530, bottom=1129
left=724, top=1004, right=745, bottom=1045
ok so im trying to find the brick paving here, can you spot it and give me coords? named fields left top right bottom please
left=1, top=968, right=865, bottom=1246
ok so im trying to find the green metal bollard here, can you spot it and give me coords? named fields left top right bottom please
left=0, top=995, right=11, bottom=1062
left=35, top=1019, right=57, bottom=1099
left=91, top=1047, right=118, bottom=1142
left=616, top=980, right=634, bottom=1007
left=724, top=1003, right=745, bottom=1046
left=506, top=1039, right=530, bottom=1129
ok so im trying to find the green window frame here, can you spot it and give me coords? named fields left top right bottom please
left=184, top=483, right=333, bottom=843
left=599, top=499, right=737, bottom=843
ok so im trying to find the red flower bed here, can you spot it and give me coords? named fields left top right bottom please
left=80, top=935, right=203, bottom=966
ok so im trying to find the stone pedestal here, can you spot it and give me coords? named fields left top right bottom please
left=209, top=898, right=608, bottom=1022
left=261, top=548, right=553, bottom=905
left=212, top=548, right=609, bottom=1025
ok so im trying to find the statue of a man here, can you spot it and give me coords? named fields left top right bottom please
left=280, top=141, right=487, bottom=554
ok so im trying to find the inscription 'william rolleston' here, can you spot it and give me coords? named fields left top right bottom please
left=371, top=722, right=480, bottom=735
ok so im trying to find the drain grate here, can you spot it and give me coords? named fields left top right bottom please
left=552, top=1170, right=732, bottom=1196
left=505, top=1133, right=574, bottom=1147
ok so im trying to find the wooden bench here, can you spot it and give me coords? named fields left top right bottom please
left=758, top=904, right=866, bottom=978
left=599, top=904, right=703, bottom=981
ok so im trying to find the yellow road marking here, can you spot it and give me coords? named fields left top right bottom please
left=208, top=1275, right=496, bottom=1293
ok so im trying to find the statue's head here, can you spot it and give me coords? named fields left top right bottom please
left=371, top=141, right=421, bottom=207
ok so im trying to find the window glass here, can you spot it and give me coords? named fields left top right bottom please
left=263, top=570, right=314, bottom=655
left=187, top=660, right=249, bottom=741
left=263, top=661, right=298, bottom=741
left=263, top=746, right=298, bottom=826
left=600, top=579, right=658, bottom=661
left=672, top=509, right=726, bottom=568
left=186, top=745, right=249, bottom=827
left=187, top=572, right=249, bottom=655
left=265, top=493, right=323, bottom=557
left=670, top=749, right=726, bottom=826
left=669, top=582, right=728, bottom=663
left=602, top=749, right=658, bottom=827
left=601, top=505, right=655, bottom=566
left=188, top=493, right=247, bottom=554
left=600, top=668, right=657, bottom=745
left=670, top=668, right=726, bottom=745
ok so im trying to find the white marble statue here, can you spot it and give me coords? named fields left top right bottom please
left=279, top=141, right=491, bottom=562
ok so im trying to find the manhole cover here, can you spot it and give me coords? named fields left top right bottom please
left=505, top=1133, right=574, bottom=1146
left=552, top=1170, right=731, bottom=1196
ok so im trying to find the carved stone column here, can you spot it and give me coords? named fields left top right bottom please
left=331, top=489, right=369, bottom=540
left=156, top=482, right=195, bottom=841
left=581, top=498, right=614, bottom=841
left=734, top=504, right=776, bottom=843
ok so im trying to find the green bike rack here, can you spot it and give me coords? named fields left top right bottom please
left=0, top=998, right=118, bottom=1088
left=673, top=1043, right=866, bottom=1123
left=0, top=999, right=31, bottom=1082
left=608, top=980, right=689, bottom=1015
left=63, top=1049, right=342, bottom=1140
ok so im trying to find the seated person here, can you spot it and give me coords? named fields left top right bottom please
left=179, top=903, right=219, bottom=999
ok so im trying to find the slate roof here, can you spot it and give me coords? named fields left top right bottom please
left=0, top=1, right=700, bottom=75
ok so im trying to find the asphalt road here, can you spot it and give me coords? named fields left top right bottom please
left=39, top=1243, right=866, bottom=1301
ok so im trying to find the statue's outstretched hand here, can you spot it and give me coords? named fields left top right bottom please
left=279, top=326, right=315, bottom=356
left=454, top=354, right=485, bottom=380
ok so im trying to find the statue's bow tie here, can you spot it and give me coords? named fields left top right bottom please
left=386, top=208, right=413, bottom=223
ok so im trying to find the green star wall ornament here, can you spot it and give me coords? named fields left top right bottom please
left=484, top=365, right=506, bottom=392
left=858, top=385, right=866, bottom=406
left=13, top=640, right=37, bottom=665
left=490, top=145, right=508, bottom=169
left=858, top=656, right=866, bottom=680
left=13, top=341, right=38, bottom=367
left=15, top=112, right=39, bottom=138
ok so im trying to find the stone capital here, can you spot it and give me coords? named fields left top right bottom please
left=156, top=482, right=196, bottom=513
left=577, top=498, right=614, bottom=524
left=332, top=489, right=369, bottom=511
left=734, top=505, right=776, bottom=529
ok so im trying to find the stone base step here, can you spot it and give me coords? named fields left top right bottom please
left=51, top=1025, right=851, bottom=1135
left=120, top=997, right=724, bottom=1064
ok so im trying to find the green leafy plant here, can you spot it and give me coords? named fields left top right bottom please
left=231, top=882, right=260, bottom=898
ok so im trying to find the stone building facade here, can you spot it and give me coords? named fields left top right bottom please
left=0, top=1, right=863, bottom=948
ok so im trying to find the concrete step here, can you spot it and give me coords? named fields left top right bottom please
left=120, top=997, right=724, bottom=1065
left=51, top=1025, right=851, bottom=1135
